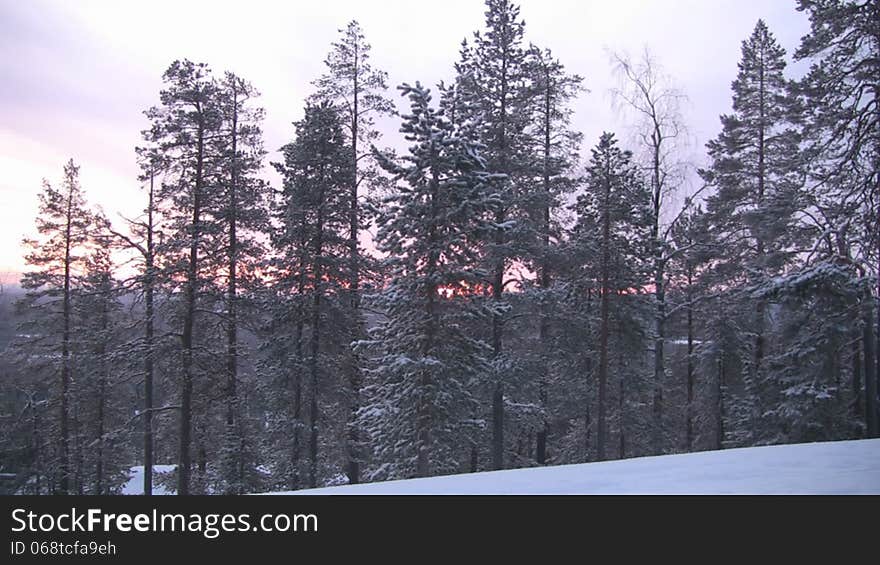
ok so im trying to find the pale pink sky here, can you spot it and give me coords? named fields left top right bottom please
left=0, top=0, right=810, bottom=281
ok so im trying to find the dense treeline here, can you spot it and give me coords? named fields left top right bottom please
left=0, top=0, right=876, bottom=495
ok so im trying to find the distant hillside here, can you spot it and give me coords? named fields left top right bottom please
left=0, top=283, right=25, bottom=352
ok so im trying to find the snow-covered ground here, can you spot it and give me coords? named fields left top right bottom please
left=277, top=439, right=880, bottom=495
left=122, top=465, right=177, bottom=495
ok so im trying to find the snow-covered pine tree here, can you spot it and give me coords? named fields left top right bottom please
left=456, top=0, right=537, bottom=471
left=684, top=198, right=752, bottom=450
left=570, top=133, right=653, bottom=461
left=698, top=20, right=805, bottom=445
left=71, top=245, right=129, bottom=494
left=260, top=168, right=311, bottom=491
left=521, top=46, right=583, bottom=465
left=253, top=287, right=299, bottom=491
left=18, top=159, right=99, bottom=494
left=272, top=102, right=352, bottom=488
left=361, top=82, right=500, bottom=480
left=751, top=261, right=863, bottom=443
left=142, top=60, right=224, bottom=495
left=214, top=71, right=269, bottom=495
left=310, top=20, right=395, bottom=484
left=794, top=0, right=879, bottom=437
left=667, top=203, right=715, bottom=451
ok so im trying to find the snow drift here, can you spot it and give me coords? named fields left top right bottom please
left=122, top=465, right=177, bottom=495
left=275, top=439, right=880, bottom=495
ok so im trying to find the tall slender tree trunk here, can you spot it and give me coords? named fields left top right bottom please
left=417, top=164, right=441, bottom=478
left=583, top=288, right=594, bottom=460
left=754, top=53, right=767, bottom=380
left=195, top=433, right=207, bottom=494
left=289, top=252, right=306, bottom=490
left=95, top=373, right=105, bottom=495
left=716, top=353, right=726, bottom=450
left=59, top=181, right=74, bottom=495
left=346, top=44, right=362, bottom=485
left=179, top=114, right=205, bottom=496
left=491, top=65, right=511, bottom=472
left=618, top=374, right=625, bottom=459
left=864, top=291, right=878, bottom=437
left=308, top=166, right=326, bottom=490
left=853, top=337, right=863, bottom=423
left=144, top=168, right=155, bottom=496
left=72, top=386, right=83, bottom=494
left=873, top=74, right=880, bottom=441
left=536, top=67, right=552, bottom=465
left=584, top=288, right=594, bottom=461
left=536, top=276, right=549, bottom=464
left=876, top=239, right=879, bottom=437
left=597, top=169, right=612, bottom=461
left=686, top=264, right=695, bottom=451
left=94, top=290, right=109, bottom=495
left=651, top=130, right=665, bottom=455
left=491, top=243, right=505, bottom=470
left=584, top=392, right=591, bottom=461
left=225, top=83, right=241, bottom=494
left=31, top=403, right=42, bottom=494
left=308, top=289, right=321, bottom=490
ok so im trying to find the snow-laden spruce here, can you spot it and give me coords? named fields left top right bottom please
left=358, top=82, right=502, bottom=480
left=268, top=102, right=353, bottom=490
left=568, top=132, right=653, bottom=461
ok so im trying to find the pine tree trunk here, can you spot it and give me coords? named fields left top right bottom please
left=308, top=298, right=320, bottom=489
left=95, top=376, right=105, bottom=495
left=853, top=331, right=863, bottom=423
left=290, top=252, right=306, bottom=490
left=491, top=253, right=504, bottom=470
left=491, top=57, right=512, bottom=472
left=864, top=291, right=878, bottom=437
left=618, top=375, right=625, bottom=459
left=346, top=44, right=363, bottom=486
left=686, top=264, right=695, bottom=451
left=178, top=114, right=205, bottom=496
left=143, top=169, right=155, bottom=496
left=584, top=393, right=591, bottom=461
left=754, top=50, right=767, bottom=385
left=584, top=288, right=593, bottom=461
left=536, top=70, right=552, bottom=466
left=716, top=353, right=725, bottom=450
left=469, top=444, right=478, bottom=473
left=597, top=169, right=612, bottom=461
left=873, top=68, right=880, bottom=441
left=73, top=391, right=83, bottom=495
left=225, top=84, right=240, bottom=495
left=417, top=333, right=434, bottom=478
left=59, top=181, right=74, bottom=495
left=31, top=406, right=42, bottom=494
left=95, top=292, right=108, bottom=495
left=308, top=165, right=326, bottom=490
left=417, top=165, right=441, bottom=478
left=196, top=437, right=207, bottom=494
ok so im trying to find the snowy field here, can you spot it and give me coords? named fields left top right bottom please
left=122, top=465, right=177, bottom=495
left=276, top=439, right=880, bottom=495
